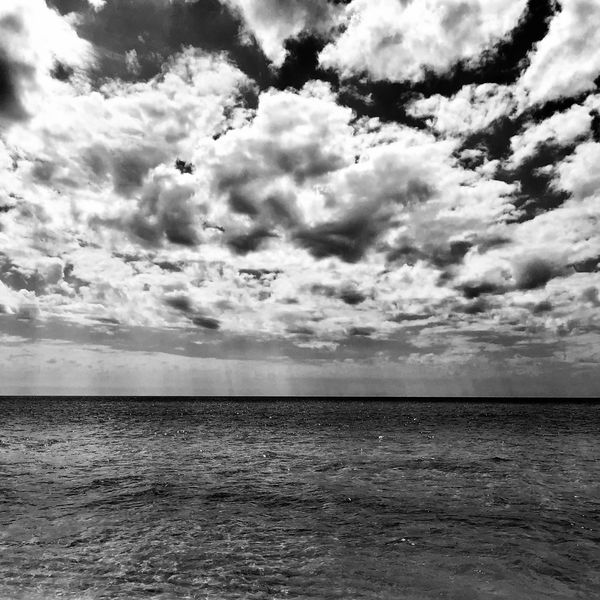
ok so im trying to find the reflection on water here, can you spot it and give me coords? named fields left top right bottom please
left=0, top=400, right=599, bottom=599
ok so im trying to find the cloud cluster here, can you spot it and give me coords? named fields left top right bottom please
left=0, top=0, right=598, bottom=376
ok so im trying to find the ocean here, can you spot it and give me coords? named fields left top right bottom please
left=0, top=399, right=598, bottom=600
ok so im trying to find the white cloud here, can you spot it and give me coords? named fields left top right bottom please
left=507, top=103, right=592, bottom=166
left=517, top=0, right=600, bottom=106
left=0, top=0, right=94, bottom=122
left=554, top=141, right=600, bottom=200
left=225, top=0, right=341, bottom=65
left=86, top=0, right=107, bottom=10
left=408, top=83, right=516, bottom=136
left=319, top=0, right=526, bottom=82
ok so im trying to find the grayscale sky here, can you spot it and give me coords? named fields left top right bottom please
left=0, top=0, right=599, bottom=395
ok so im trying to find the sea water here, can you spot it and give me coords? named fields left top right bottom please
left=0, top=399, right=598, bottom=599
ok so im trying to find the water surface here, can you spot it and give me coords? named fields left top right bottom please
left=0, top=400, right=598, bottom=599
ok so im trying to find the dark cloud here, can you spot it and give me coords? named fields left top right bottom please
left=50, top=61, right=74, bottom=82
left=128, top=212, right=163, bottom=246
left=456, top=297, right=488, bottom=315
left=348, top=326, right=375, bottom=337
left=84, top=145, right=167, bottom=195
left=164, top=293, right=220, bottom=329
left=388, top=240, right=472, bottom=269
left=164, top=294, right=192, bottom=313
left=513, top=257, right=559, bottom=290
left=127, top=174, right=199, bottom=247
left=154, top=260, right=185, bottom=273
left=174, top=159, right=193, bottom=175
left=309, top=283, right=336, bottom=298
left=227, top=189, right=260, bottom=217
left=389, top=312, right=433, bottom=323
left=0, top=264, right=47, bottom=295
left=571, top=256, right=599, bottom=273
left=295, top=210, right=382, bottom=263
left=286, top=325, right=315, bottom=335
left=162, top=205, right=198, bottom=246
left=95, top=316, right=121, bottom=325
left=339, top=287, right=366, bottom=305
left=431, top=241, right=472, bottom=268
left=459, top=282, right=504, bottom=299
left=580, top=286, right=599, bottom=306
left=0, top=39, right=29, bottom=122
left=531, top=299, right=553, bottom=314
left=475, top=236, right=512, bottom=253
left=192, top=315, right=220, bottom=330
left=227, top=228, right=275, bottom=255
left=0, top=256, right=63, bottom=296
left=214, top=129, right=341, bottom=234
left=386, top=244, right=426, bottom=266
left=309, top=283, right=366, bottom=305
left=293, top=178, right=431, bottom=263
left=112, top=148, right=166, bottom=195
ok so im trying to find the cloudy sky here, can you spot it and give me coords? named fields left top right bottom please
left=0, top=0, right=599, bottom=395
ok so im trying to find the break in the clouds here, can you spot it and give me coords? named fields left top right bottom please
left=0, top=0, right=599, bottom=393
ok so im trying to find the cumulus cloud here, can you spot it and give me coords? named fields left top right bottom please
left=554, top=141, right=600, bottom=200
left=408, top=84, right=516, bottom=136
left=319, top=0, right=527, bottom=82
left=507, top=103, right=592, bottom=167
left=0, top=0, right=599, bottom=379
left=225, top=0, right=341, bottom=66
left=207, top=82, right=355, bottom=246
left=0, top=0, right=92, bottom=122
left=517, top=0, right=600, bottom=106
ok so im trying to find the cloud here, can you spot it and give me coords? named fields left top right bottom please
left=517, top=0, right=600, bottom=106
left=507, top=103, right=593, bottom=167
left=319, top=0, right=527, bottom=82
left=0, top=0, right=599, bottom=379
left=554, top=141, right=600, bottom=200
left=512, top=256, right=561, bottom=290
left=0, top=0, right=92, bottom=122
left=225, top=0, right=341, bottom=66
left=408, top=84, right=516, bottom=136
left=127, top=165, right=199, bottom=247
left=208, top=82, right=355, bottom=243
left=51, top=0, right=272, bottom=85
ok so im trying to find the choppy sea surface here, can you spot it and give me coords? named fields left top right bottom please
left=0, top=399, right=599, bottom=600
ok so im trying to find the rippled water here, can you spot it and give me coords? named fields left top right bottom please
left=1, top=400, right=599, bottom=600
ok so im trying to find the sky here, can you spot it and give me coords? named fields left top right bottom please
left=0, top=0, right=599, bottom=395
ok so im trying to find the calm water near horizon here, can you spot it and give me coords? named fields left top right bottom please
left=0, top=399, right=598, bottom=599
